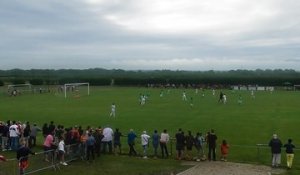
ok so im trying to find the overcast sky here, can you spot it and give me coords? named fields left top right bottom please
left=1, top=0, right=300, bottom=70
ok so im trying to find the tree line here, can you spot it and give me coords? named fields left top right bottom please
left=0, top=68, right=300, bottom=86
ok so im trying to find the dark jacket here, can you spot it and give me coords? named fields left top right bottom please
left=269, top=138, right=282, bottom=154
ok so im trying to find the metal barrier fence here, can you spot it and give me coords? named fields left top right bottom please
left=1, top=142, right=299, bottom=174
left=0, top=144, right=80, bottom=175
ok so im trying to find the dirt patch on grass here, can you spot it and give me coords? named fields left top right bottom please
left=177, top=161, right=285, bottom=175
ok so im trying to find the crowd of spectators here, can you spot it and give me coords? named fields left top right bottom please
left=0, top=120, right=225, bottom=162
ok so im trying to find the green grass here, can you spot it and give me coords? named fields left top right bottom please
left=1, top=87, right=300, bottom=175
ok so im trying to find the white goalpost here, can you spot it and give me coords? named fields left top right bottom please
left=64, top=82, right=90, bottom=98
left=7, top=84, right=32, bottom=95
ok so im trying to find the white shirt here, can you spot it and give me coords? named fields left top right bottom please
left=111, top=104, right=116, bottom=111
left=141, top=134, right=150, bottom=146
left=160, top=133, right=170, bottom=143
left=9, top=124, right=20, bottom=137
left=58, top=140, right=65, bottom=152
left=102, top=127, right=114, bottom=142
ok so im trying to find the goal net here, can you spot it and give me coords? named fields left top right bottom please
left=64, top=83, right=90, bottom=98
left=7, top=84, right=32, bottom=95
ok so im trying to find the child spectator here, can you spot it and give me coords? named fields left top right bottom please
left=220, top=140, right=229, bottom=161
left=17, top=139, right=36, bottom=175
left=284, top=139, right=295, bottom=169
left=58, top=137, right=68, bottom=166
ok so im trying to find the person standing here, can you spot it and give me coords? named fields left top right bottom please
left=207, top=129, right=217, bottom=161
left=160, top=129, right=170, bottom=158
left=220, top=140, right=230, bottom=161
left=175, top=129, right=185, bottom=160
left=185, top=131, right=194, bottom=160
left=0, top=121, right=9, bottom=151
left=17, top=139, right=36, bottom=175
left=29, top=123, right=41, bottom=148
left=58, top=137, right=68, bottom=166
left=127, top=129, right=137, bottom=156
left=101, top=127, right=114, bottom=154
left=110, top=103, right=116, bottom=117
left=9, top=121, right=20, bottom=151
left=269, top=134, right=282, bottom=167
left=43, top=131, right=54, bottom=162
left=194, top=132, right=205, bottom=161
left=284, top=139, right=295, bottom=169
left=93, top=128, right=103, bottom=157
left=182, top=91, right=187, bottom=101
left=86, top=132, right=96, bottom=162
left=152, top=130, right=160, bottom=158
left=141, top=131, right=150, bottom=158
left=113, top=128, right=123, bottom=155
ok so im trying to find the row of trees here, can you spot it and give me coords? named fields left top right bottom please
left=1, top=68, right=300, bottom=86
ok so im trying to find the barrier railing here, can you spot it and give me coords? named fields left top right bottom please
left=1, top=142, right=299, bottom=174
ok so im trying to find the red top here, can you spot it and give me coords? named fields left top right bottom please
left=221, top=144, right=229, bottom=155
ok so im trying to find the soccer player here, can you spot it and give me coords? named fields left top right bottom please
left=182, top=91, right=187, bottom=101
left=110, top=103, right=116, bottom=117
left=160, top=90, right=164, bottom=97
left=190, top=97, right=194, bottom=107
left=251, top=90, right=255, bottom=99
left=238, top=94, right=243, bottom=105
left=223, top=94, right=227, bottom=104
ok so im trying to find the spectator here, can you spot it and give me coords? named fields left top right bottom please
left=141, top=131, right=150, bottom=158
left=185, top=131, right=194, bottom=160
left=101, top=127, right=114, bottom=154
left=86, top=132, right=96, bottom=162
left=194, top=132, right=205, bottom=161
left=93, top=128, right=103, bottom=157
left=80, top=131, right=88, bottom=160
left=23, top=122, right=31, bottom=147
left=160, top=129, right=170, bottom=158
left=269, top=134, right=282, bottom=168
left=42, top=123, right=49, bottom=138
left=175, top=129, right=185, bottom=160
left=127, top=129, right=137, bottom=156
left=114, top=128, right=123, bottom=155
left=220, top=139, right=229, bottom=161
left=58, top=136, right=68, bottom=166
left=284, top=139, right=295, bottom=169
left=152, top=130, right=160, bottom=158
left=43, top=131, right=55, bottom=162
left=0, top=121, right=9, bottom=151
left=207, top=129, right=217, bottom=161
left=48, top=121, right=55, bottom=134
left=29, top=123, right=41, bottom=148
left=17, top=139, right=35, bottom=175
left=9, top=121, right=20, bottom=151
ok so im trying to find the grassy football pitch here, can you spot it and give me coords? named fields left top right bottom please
left=0, top=86, right=300, bottom=174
